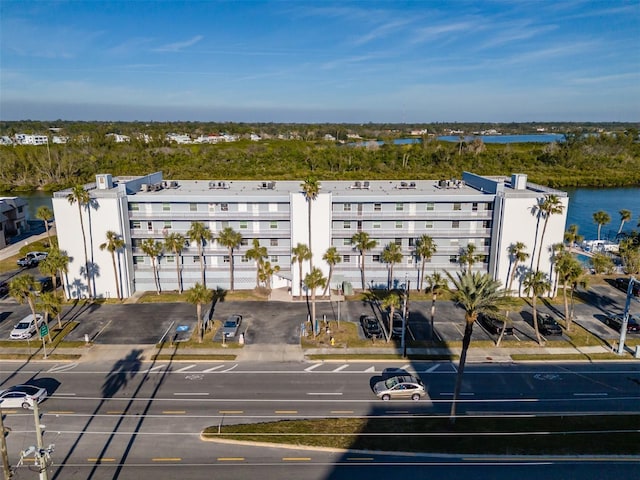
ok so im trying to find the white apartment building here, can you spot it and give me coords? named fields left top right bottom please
left=52, top=172, right=568, bottom=299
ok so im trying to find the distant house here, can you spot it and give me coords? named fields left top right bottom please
left=0, top=197, right=29, bottom=249
left=106, top=133, right=130, bottom=143
left=14, top=134, right=49, bottom=145
left=166, top=133, right=192, bottom=144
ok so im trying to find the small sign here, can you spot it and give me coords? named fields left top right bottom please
left=176, top=325, right=189, bottom=332
left=40, top=324, right=49, bottom=337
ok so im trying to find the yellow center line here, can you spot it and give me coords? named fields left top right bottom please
left=2, top=410, right=18, bottom=414
left=275, top=410, right=298, bottom=414
left=283, top=457, right=311, bottom=461
left=218, top=457, right=245, bottom=462
left=152, top=458, right=182, bottom=462
left=162, top=410, right=186, bottom=414
left=218, top=410, right=244, bottom=414
left=87, top=458, right=115, bottom=462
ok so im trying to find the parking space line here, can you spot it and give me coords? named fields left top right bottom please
left=202, top=365, right=226, bottom=373
left=305, top=364, right=322, bottom=372
left=175, top=364, right=197, bottom=372
left=425, top=364, right=440, bottom=373
left=364, top=366, right=375, bottom=373
left=332, top=364, right=349, bottom=372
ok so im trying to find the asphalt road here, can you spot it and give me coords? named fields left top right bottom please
left=1, top=360, right=639, bottom=479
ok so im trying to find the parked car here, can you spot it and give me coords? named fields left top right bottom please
left=373, top=374, right=426, bottom=401
left=35, top=277, right=54, bottom=295
left=391, top=312, right=404, bottom=338
left=478, top=314, right=513, bottom=335
left=17, top=251, right=48, bottom=268
left=222, top=314, right=242, bottom=338
left=538, top=313, right=562, bottom=336
left=0, top=281, right=8, bottom=297
left=0, top=384, right=48, bottom=409
left=360, top=315, right=383, bottom=339
left=605, top=314, right=640, bottom=333
left=614, top=277, right=640, bottom=297
left=9, top=314, right=44, bottom=340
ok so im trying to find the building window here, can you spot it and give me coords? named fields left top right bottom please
left=192, top=256, right=199, bottom=262
left=343, top=221, right=351, bottom=229
left=270, top=221, right=278, bottom=229
left=484, top=238, right=490, bottom=246
left=190, top=203, right=197, bottom=211
left=343, top=255, right=351, bottom=263
left=373, top=221, right=381, bottom=229
left=343, top=238, right=351, bottom=246
left=130, top=203, right=139, bottom=211
left=395, top=238, right=402, bottom=246
left=425, top=221, right=433, bottom=229
left=452, top=220, right=460, bottom=229
left=132, top=221, right=141, bottom=229
left=133, top=256, right=144, bottom=265
left=240, top=238, right=248, bottom=246
left=271, top=255, right=278, bottom=263
left=408, top=238, right=415, bottom=247
left=18, top=206, right=24, bottom=213
left=396, top=203, right=404, bottom=211
left=270, top=239, right=278, bottom=246
left=147, top=221, right=153, bottom=231
left=374, top=203, right=381, bottom=212
left=240, top=221, right=248, bottom=229
left=241, top=255, right=250, bottom=262
left=472, top=202, right=478, bottom=212
left=426, top=202, right=434, bottom=211
left=395, top=221, right=403, bottom=229
left=483, top=220, right=491, bottom=229
left=220, top=203, right=228, bottom=212
left=450, top=255, right=458, bottom=263
left=450, top=239, right=459, bottom=246
left=486, top=202, right=493, bottom=211
left=343, top=203, right=351, bottom=211
left=208, top=203, right=215, bottom=211
left=163, top=203, right=170, bottom=211
left=165, top=256, right=175, bottom=264
left=373, top=254, right=380, bottom=262
left=163, top=221, right=172, bottom=230
left=453, top=203, right=461, bottom=211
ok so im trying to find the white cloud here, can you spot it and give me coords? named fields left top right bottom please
left=154, top=35, right=204, bottom=52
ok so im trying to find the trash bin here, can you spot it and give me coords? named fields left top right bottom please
left=342, top=281, right=352, bottom=295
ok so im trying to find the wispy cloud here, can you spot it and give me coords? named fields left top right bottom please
left=154, top=35, right=204, bottom=52
left=477, top=23, right=558, bottom=50
left=568, top=71, right=640, bottom=85
left=410, top=20, right=480, bottom=44
left=351, top=19, right=412, bottom=46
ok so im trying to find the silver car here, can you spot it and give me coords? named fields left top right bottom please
left=222, top=314, right=242, bottom=338
left=10, top=314, right=44, bottom=340
left=373, top=374, right=426, bottom=401
left=0, top=384, right=48, bottom=409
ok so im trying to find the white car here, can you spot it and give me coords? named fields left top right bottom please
left=10, top=314, right=44, bottom=340
left=0, top=384, right=48, bottom=409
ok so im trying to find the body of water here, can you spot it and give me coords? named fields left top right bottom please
left=437, top=134, right=565, bottom=144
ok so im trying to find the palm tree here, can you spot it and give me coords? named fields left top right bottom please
left=534, top=194, right=564, bottom=272
left=187, top=221, right=213, bottom=287
left=351, top=231, right=377, bottom=291
left=415, top=234, right=436, bottom=291
left=301, top=177, right=320, bottom=271
left=67, top=184, right=93, bottom=298
left=424, top=272, right=447, bottom=340
left=164, top=232, right=186, bottom=293
left=9, top=274, right=40, bottom=337
left=291, top=243, right=312, bottom=299
left=564, top=224, right=583, bottom=249
left=592, top=210, right=611, bottom=241
left=186, top=283, right=212, bottom=343
left=245, top=238, right=268, bottom=288
left=507, top=242, right=529, bottom=296
left=617, top=209, right=632, bottom=234
left=321, top=246, right=341, bottom=297
left=522, top=270, right=550, bottom=345
left=258, top=261, right=280, bottom=290
left=381, top=242, right=403, bottom=290
left=100, top=230, right=125, bottom=300
left=380, top=291, right=401, bottom=343
left=217, top=227, right=243, bottom=291
left=38, top=291, right=62, bottom=331
left=140, top=238, right=163, bottom=295
left=554, top=251, right=583, bottom=332
left=445, top=271, right=512, bottom=422
left=41, top=248, right=70, bottom=299
left=459, top=243, right=480, bottom=274
left=304, top=267, right=327, bottom=337
left=36, top=205, right=54, bottom=244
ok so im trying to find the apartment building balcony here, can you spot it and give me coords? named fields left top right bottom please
left=331, top=210, right=493, bottom=220
left=130, top=228, right=293, bottom=239
left=331, top=228, right=493, bottom=238
left=128, top=210, right=290, bottom=220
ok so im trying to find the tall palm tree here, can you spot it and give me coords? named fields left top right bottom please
left=100, top=230, right=125, bottom=300
left=459, top=243, right=479, bottom=274
left=618, top=209, right=632, bottom=234
left=258, top=261, right=280, bottom=290
left=245, top=238, right=268, bottom=288
left=424, top=272, right=447, bottom=341
left=38, top=291, right=62, bottom=331
left=445, top=271, right=512, bottom=422
left=164, top=232, right=186, bottom=293
left=554, top=252, right=584, bottom=332
left=186, top=282, right=212, bottom=343
left=564, top=224, right=583, bottom=249
left=187, top=221, right=213, bottom=287
left=291, top=243, right=312, bottom=299
left=415, top=234, right=436, bottom=291
left=36, top=205, right=54, bottom=244
left=41, top=247, right=70, bottom=299
left=592, top=210, right=611, bottom=241
left=507, top=242, right=529, bottom=296
left=351, top=231, right=377, bottom=291
left=9, top=274, right=40, bottom=337
left=304, top=267, right=326, bottom=337
left=67, top=184, right=93, bottom=298
left=301, top=177, right=320, bottom=271
left=217, top=227, right=243, bottom=291
left=321, top=246, right=341, bottom=297
left=380, top=291, right=401, bottom=343
left=534, top=194, right=565, bottom=271
left=140, top=238, right=163, bottom=295
left=522, top=270, right=551, bottom=345
left=381, top=242, right=403, bottom=290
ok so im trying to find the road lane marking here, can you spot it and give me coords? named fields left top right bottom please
left=48, top=363, right=78, bottom=373
left=106, top=411, right=124, bottom=415
left=425, top=364, right=440, bottom=373
left=87, top=458, right=115, bottom=462
left=163, top=410, right=186, bottom=414
left=307, top=392, right=343, bottom=396
left=152, top=458, right=182, bottom=462
left=218, top=457, right=245, bottom=461
left=219, top=410, right=243, bottom=414
left=304, top=364, right=322, bottom=372
left=173, top=392, right=209, bottom=396
left=202, top=365, right=226, bottom=372
left=222, top=364, right=238, bottom=372
left=573, top=393, right=608, bottom=396
left=49, top=411, right=75, bottom=414
left=283, top=457, right=311, bottom=461
left=364, top=366, right=375, bottom=372
left=401, top=363, right=411, bottom=370
left=347, top=457, right=374, bottom=461
left=176, top=364, right=197, bottom=372
left=275, top=410, right=298, bottom=414
left=333, top=364, right=349, bottom=372
left=331, top=410, right=354, bottom=414
left=51, top=393, right=76, bottom=396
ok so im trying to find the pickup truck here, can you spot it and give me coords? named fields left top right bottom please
left=17, top=251, right=48, bottom=268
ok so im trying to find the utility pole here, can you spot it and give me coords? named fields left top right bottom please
left=0, top=404, right=11, bottom=479
left=617, top=276, right=638, bottom=356
left=18, top=401, right=53, bottom=480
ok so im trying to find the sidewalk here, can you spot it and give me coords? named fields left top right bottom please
left=0, top=226, right=56, bottom=261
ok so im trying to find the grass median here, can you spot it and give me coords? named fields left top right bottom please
left=203, top=414, right=640, bottom=455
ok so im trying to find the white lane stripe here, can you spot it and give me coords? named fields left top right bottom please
left=51, top=393, right=76, bottom=396
left=333, top=365, right=349, bottom=372
left=176, top=364, right=197, bottom=373
left=573, top=393, right=608, bottom=396
left=304, top=364, right=322, bottom=372
left=202, top=365, right=226, bottom=373
left=222, top=364, right=238, bottom=372
left=364, top=366, right=375, bottom=373
left=439, top=392, right=475, bottom=396
left=425, top=364, right=440, bottom=373
left=307, top=392, right=343, bottom=396
left=48, top=363, right=78, bottom=373
left=174, top=392, right=209, bottom=396
left=401, top=364, right=411, bottom=371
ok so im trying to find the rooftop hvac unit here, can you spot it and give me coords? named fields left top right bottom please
left=363, top=181, right=370, bottom=189
left=268, top=181, right=275, bottom=189
left=409, top=181, right=416, bottom=188
left=170, top=181, right=179, bottom=188
left=209, top=181, right=216, bottom=189
left=140, top=183, right=149, bottom=192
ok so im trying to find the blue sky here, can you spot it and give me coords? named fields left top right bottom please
left=1, top=0, right=639, bottom=122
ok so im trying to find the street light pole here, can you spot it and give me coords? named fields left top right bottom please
left=0, top=403, right=11, bottom=479
left=617, top=276, right=638, bottom=355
